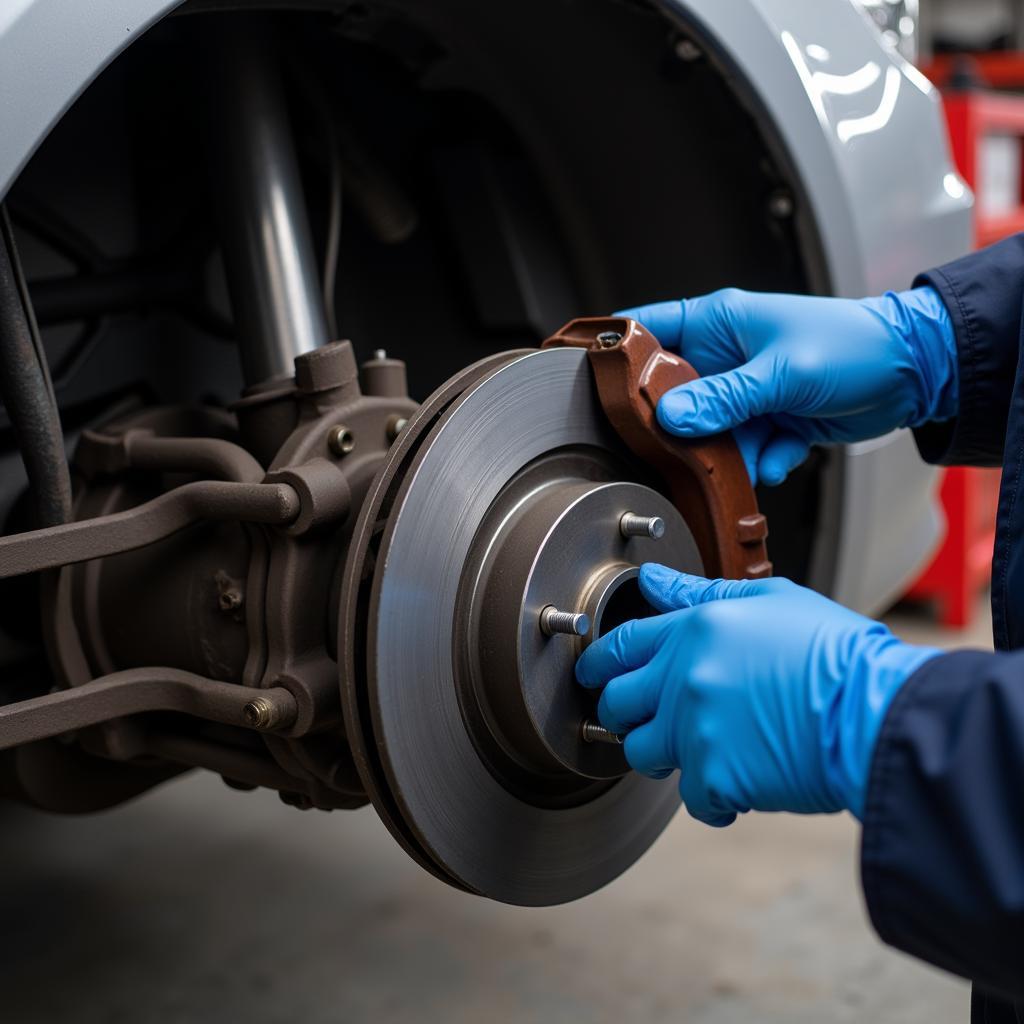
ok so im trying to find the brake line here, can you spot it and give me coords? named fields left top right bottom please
left=0, top=204, right=72, bottom=528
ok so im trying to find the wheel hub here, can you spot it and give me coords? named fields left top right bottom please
left=459, top=472, right=697, bottom=789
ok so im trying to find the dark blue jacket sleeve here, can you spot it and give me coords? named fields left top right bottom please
left=861, top=649, right=1024, bottom=998
left=913, top=233, right=1024, bottom=467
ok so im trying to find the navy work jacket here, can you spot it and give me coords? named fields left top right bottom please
left=862, top=234, right=1024, bottom=1019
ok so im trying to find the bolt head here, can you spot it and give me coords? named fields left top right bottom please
left=596, top=331, right=623, bottom=348
left=328, top=425, right=355, bottom=457
left=386, top=415, right=408, bottom=442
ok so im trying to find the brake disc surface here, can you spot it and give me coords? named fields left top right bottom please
left=342, top=347, right=699, bottom=905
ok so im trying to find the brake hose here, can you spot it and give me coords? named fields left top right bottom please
left=0, top=204, right=72, bottom=528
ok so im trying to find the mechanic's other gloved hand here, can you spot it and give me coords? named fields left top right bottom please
left=575, top=564, right=942, bottom=826
left=617, top=287, right=958, bottom=486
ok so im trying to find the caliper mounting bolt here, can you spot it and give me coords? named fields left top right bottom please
left=596, top=331, right=623, bottom=348
left=386, top=415, right=408, bottom=442
left=619, top=512, right=665, bottom=539
left=540, top=605, right=590, bottom=638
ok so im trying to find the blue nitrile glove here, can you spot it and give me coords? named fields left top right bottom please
left=617, top=287, right=958, bottom=486
left=575, top=564, right=942, bottom=826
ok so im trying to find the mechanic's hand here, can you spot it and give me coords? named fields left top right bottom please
left=617, top=287, right=958, bottom=486
left=575, top=564, right=941, bottom=826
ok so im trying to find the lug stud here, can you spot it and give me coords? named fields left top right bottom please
left=540, top=605, right=590, bottom=637
left=619, top=512, right=665, bottom=539
left=581, top=719, right=624, bottom=745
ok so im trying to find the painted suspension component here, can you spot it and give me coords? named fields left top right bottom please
left=1, top=321, right=768, bottom=904
left=15, top=341, right=417, bottom=813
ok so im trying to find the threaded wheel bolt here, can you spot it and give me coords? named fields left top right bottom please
left=540, top=605, right=590, bottom=638
left=619, top=512, right=665, bottom=539
left=581, top=719, right=624, bottom=745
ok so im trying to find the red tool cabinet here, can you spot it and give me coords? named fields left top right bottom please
left=903, top=69, right=1021, bottom=626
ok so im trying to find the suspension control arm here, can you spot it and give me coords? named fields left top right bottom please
left=0, top=479, right=300, bottom=580
left=76, top=428, right=266, bottom=483
left=0, top=668, right=298, bottom=751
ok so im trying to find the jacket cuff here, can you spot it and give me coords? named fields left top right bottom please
left=911, top=267, right=984, bottom=465
left=909, top=233, right=1024, bottom=467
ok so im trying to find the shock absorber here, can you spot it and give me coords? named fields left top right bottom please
left=204, top=14, right=329, bottom=387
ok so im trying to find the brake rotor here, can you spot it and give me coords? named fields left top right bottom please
left=340, top=347, right=702, bottom=905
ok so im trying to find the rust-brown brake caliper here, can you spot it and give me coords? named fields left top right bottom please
left=542, top=316, right=771, bottom=580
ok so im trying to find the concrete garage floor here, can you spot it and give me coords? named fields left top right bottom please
left=0, top=601, right=989, bottom=1024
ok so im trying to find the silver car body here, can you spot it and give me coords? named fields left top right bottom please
left=0, top=0, right=972, bottom=614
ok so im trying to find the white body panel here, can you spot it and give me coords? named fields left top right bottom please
left=0, top=0, right=974, bottom=614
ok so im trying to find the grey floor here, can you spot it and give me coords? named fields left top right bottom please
left=0, top=600, right=988, bottom=1024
